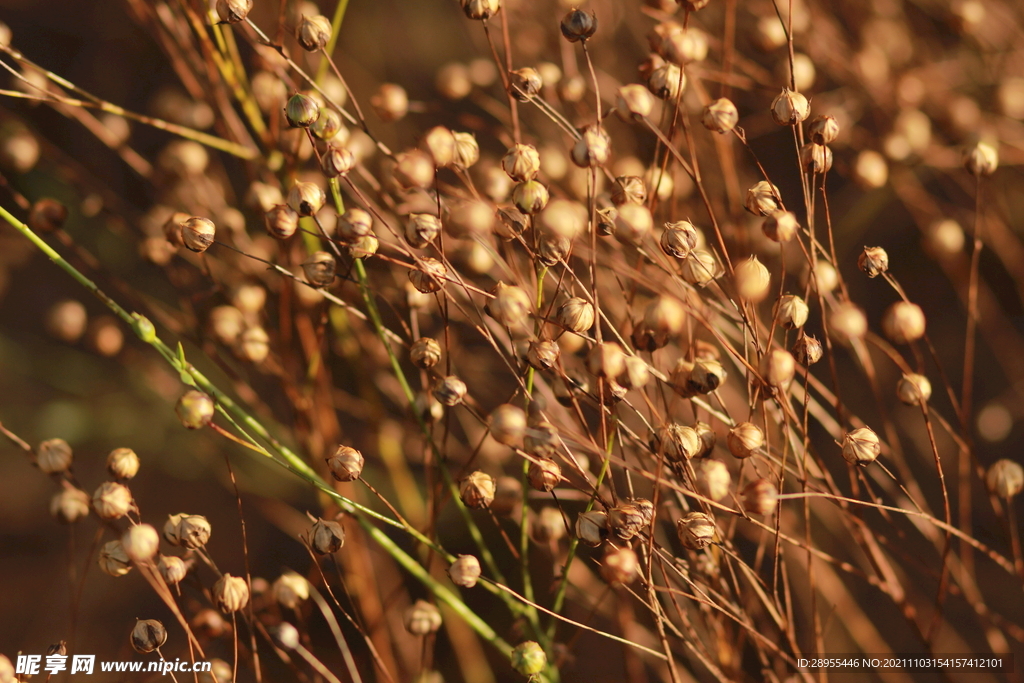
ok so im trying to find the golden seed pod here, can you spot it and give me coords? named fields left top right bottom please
left=265, top=204, right=300, bottom=239
left=771, top=88, right=811, bottom=125
left=404, top=213, right=440, bottom=249
left=107, top=447, right=140, bottom=480
left=326, top=445, right=364, bottom=482
left=694, top=421, right=716, bottom=457
left=491, top=476, right=523, bottom=517
left=647, top=62, right=685, bottom=100
left=727, top=422, right=765, bottom=459
left=451, top=131, right=480, bottom=169
left=527, top=458, right=562, bottom=493
left=36, top=437, right=73, bottom=474
left=808, top=114, right=840, bottom=145
left=635, top=295, right=686, bottom=351
left=213, top=574, right=250, bottom=612
left=459, top=471, right=496, bottom=509
left=689, top=357, right=727, bottom=395
left=680, top=248, right=720, bottom=287
left=158, top=555, right=188, bottom=585
left=805, top=260, right=839, bottom=294
left=347, top=234, right=379, bottom=260
left=526, top=339, right=560, bottom=371
left=273, top=572, right=309, bottom=609
left=897, top=373, right=932, bottom=405
left=858, top=246, right=889, bottom=278
left=734, top=255, right=771, bottom=302
left=623, top=355, right=650, bottom=389
left=287, top=181, right=326, bottom=216
left=654, top=424, right=702, bottom=462
left=662, top=25, right=709, bottom=64
left=854, top=149, right=889, bottom=188
left=762, top=210, right=799, bottom=243
left=296, top=14, right=331, bottom=51
left=607, top=503, right=645, bottom=541
left=882, top=301, right=926, bottom=344
left=616, top=84, right=655, bottom=120
left=743, top=479, right=779, bottom=516
left=461, top=0, right=500, bottom=20
left=131, top=619, right=167, bottom=654
left=512, top=180, right=550, bottom=215
left=409, top=257, right=448, bottom=293
left=99, top=539, right=132, bottom=577
left=216, top=0, right=253, bottom=23
left=555, top=296, right=595, bottom=335
left=167, top=513, right=212, bottom=549
left=302, top=251, right=336, bottom=288
left=677, top=511, right=716, bottom=550
left=792, top=334, right=823, bottom=365
left=181, top=216, right=215, bottom=253
left=560, top=8, right=597, bottom=42
left=611, top=176, right=647, bottom=207
left=964, top=141, right=998, bottom=176
left=28, top=197, right=68, bottom=233
left=270, top=622, right=300, bottom=650
left=502, top=144, right=541, bottom=182
left=586, top=341, right=626, bottom=380
left=571, top=124, right=611, bottom=168
left=448, top=555, right=482, bottom=588
left=601, top=546, right=639, bottom=585
left=986, top=459, right=1023, bottom=499
left=842, top=427, right=881, bottom=466
left=437, top=62, right=472, bottom=100
left=487, top=282, right=532, bottom=329
left=310, top=107, right=344, bottom=141
left=450, top=199, right=495, bottom=238
left=694, top=458, right=731, bottom=501
left=575, top=510, right=608, bottom=546
left=537, top=198, right=586, bottom=240
left=410, top=337, right=442, bottom=369
left=321, top=145, right=355, bottom=177
left=309, top=517, right=345, bottom=554
left=509, top=67, right=542, bottom=101
left=433, top=375, right=467, bottom=406
left=237, top=325, right=270, bottom=363
left=745, top=181, right=782, bottom=216
left=122, top=524, right=160, bottom=562
left=702, top=98, right=739, bottom=133
left=50, top=485, right=90, bottom=524
left=338, top=207, right=374, bottom=242
left=829, top=302, right=868, bottom=345
left=924, top=219, right=965, bottom=258
left=370, top=83, right=408, bottom=122
left=92, top=481, right=133, bottom=520
left=774, top=294, right=809, bottom=329
left=800, top=143, right=833, bottom=173
left=659, top=220, right=698, bottom=259
left=760, top=348, right=796, bottom=388
left=422, top=125, right=456, bottom=167
left=488, top=404, right=527, bottom=447
left=614, top=203, right=653, bottom=245
left=404, top=600, right=442, bottom=636
left=285, top=93, right=320, bottom=128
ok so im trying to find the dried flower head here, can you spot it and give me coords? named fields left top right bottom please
left=677, top=511, right=716, bottom=549
left=309, top=517, right=345, bottom=554
left=986, top=459, right=1023, bottom=499
left=727, top=422, right=765, bottom=459
left=745, top=181, right=782, bottom=216
left=216, top=0, right=253, bottom=23
left=459, top=471, right=496, bottom=509
left=771, top=88, right=810, bottom=125
left=296, top=14, right=332, bottom=51
left=122, top=524, right=160, bottom=562
left=842, top=427, right=881, bottom=465
left=527, top=458, right=562, bottom=492
left=433, top=375, right=467, bottom=406
left=37, top=438, right=73, bottom=474
left=410, top=337, right=442, bottom=369
left=702, top=98, right=739, bottom=133
left=326, top=445, right=364, bottom=482
left=181, top=216, right=215, bottom=253
left=213, top=574, right=250, bottom=612
left=99, top=540, right=132, bottom=577
left=92, top=481, right=133, bottom=520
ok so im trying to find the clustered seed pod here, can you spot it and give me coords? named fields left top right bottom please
left=448, top=554, right=482, bottom=588
left=571, top=124, right=611, bottom=168
left=502, top=144, right=541, bottom=182
left=321, top=145, right=355, bottom=177
left=897, top=373, right=932, bottom=405
left=611, top=176, right=647, bottom=206
left=586, top=341, right=626, bottom=380
left=326, top=445, right=364, bottom=482
left=743, top=479, right=779, bottom=516
left=213, top=574, right=250, bottom=612
left=745, top=181, right=782, bottom=216
left=727, top=422, right=764, bottom=459
left=107, top=447, right=140, bottom=480
left=489, top=404, right=527, bottom=446
left=555, top=296, right=595, bottom=334
left=36, top=437, right=73, bottom=474
left=512, top=180, right=549, bottom=214
left=433, top=375, right=467, bottom=406
left=771, top=88, right=810, bottom=125
left=287, top=181, right=326, bottom=216
left=680, top=249, right=720, bottom=286
left=734, top=256, right=771, bottom=302
left=338, top=207, right=373, bottom=241
left=394, top=151, right=435, bottom=190
left=527, top=339, right=559, bottom=370
left=647, top=62, right=685, bottom=100
left=809, top=115, right=840, bottom=145
left=487, top=282, right=532, bottom=329
left=882, top=301, right=926, bottom=344
left=800, top=143, right=833, bottom=174
left=409, top=257, right=448, bottom=293
left=702, top=98, right=739, bottom=133
left=122, top=524, right=160, bottom=562
left=459, top=471, right=496, bottom=509
left=509, top=67, right=542, bottom=101
left=842, top=427, right=881, bottom=465
left=528, top=458, right=561, bottom=492
left=601, top=546, right=638, bottom=585
left=410, top=337, right=442, bottom=369
left=677, top=511, right=715, bottom=549
left=607, top=503, right=646, bottom=540
left=296, top=14, right=332, bottom=51
left=654, top=423, right=701, bottom=462
left=99, top=539, right=132, bottom=577
left=686, top=357, right=727, bottom=395
left=131, top=619, right=167, bottom=654
left=560, top=8, right=597, bottom=42
left=760, top=348, right=796, bottom=388
left=158, top=555, right=188, bottom=585
left=309, top=518, right=345, bottom=554
left=986, top=459, right=1023, bottom=499
left=660, top=220, right=698, bottom=258
left=575, top=510, right=608, bottom=546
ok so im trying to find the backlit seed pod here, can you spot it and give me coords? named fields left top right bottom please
left=571, top=124, right=611, bottom=168
left=743, top=479, right=779, bottom=516
left=616, top=84, right=655, bottom=119
left=647, top=62, right=685, bottom=100
left=897, top=373, right=932, bottom=405
left=762, top=210, right=799, bottom=243
left=495, top=206, right=528, bottom=240
left=680, top=249, right=719, bottom=287
left=326, top=445, right=364, bottom=482
left=28, top=198, right=68, bottom=233
left=409, top=257, right=447, bottom=293
left=575, top=510, right=608, bottom=546
left=99, top=540, right=132, bottom=577
left=688, top=358, right=726, bottom=395
left=623, top=356, right=650, bottom=389
left=309, top=518, right=345, bottom=554
left=216, top=0, right=252, bottom=23
left=51, top=486, right=90, bottom=524
left=273, top=573, right=309, bottom=609
left=774, top=295, right=809, bottom=329
left=745, top=181, right=782, bottom=216
left=882, top=301, right=926, bottom=344
left=614, top=204, right=653, bottom=245
left=93, top=482, right=133, bottom=520
left=829, top=302, right=867, bottom=344
left=338, top=207, right=374, bottom=242
left=734, top=256, right=771, bottom=302
left=285, top=93, right=320, bottom=128
left=805, top=260, right=839, bottom=294
left=437, top=62, right=471, bottom=100
left=265, top=204, right=299, bottom=239
left=964, top=141, right=998, bottom=176
left=175, top=514, right=212, bottom=549
left=410, top=337, right=442, bottom=369
left=858, top=246, right=889, bottom=278
left=986, top=459, right=1023, bottom=499
left=586, top=342, right=626, bottom=380
left=509, top=68, right=542, bottom=101
left=560, top=8, right=597, bottom=42
left=310, top=107, right=343, bottom=141
left=637, top=296, right=686, bottom=351
left=694, top=421, right=717, bottom=457
left=36, top=438, right=73, bottom=474
left=404, top=213, right=441, bottom=249
left=601, top=546, right=639, bottom=585
left=511, top=641, right=547, bottom=677
left=433, top=375, right=467, bottom=407
left=487, top=282, right=532, bottom=328
left=237, top=326, right=269, bottom=363
left=123, top=524, right=160, bottom=562
left=296, top=14, right=331, bottom=51
left=370, top=83, right=408, bottom=122
left=702, top=98, right=739, bottom=133
left=302, top=251, right=336, bottom=288
left=760, top=348, right=796, bottom=388
left=181, top=216, right=215, bottom=253
left=489, top=404, right=527, bottom=447
left=287, top=181, right=326, bottom=216
left=213, top=574, right=250, bottom=612
left=660, top=220, right=699, bottom=259
left=792, top=334, right=823, bottom=365
left=607, top=504, right=645, bottom=540
left=727, top=422, right=764, bottom=459
left=270, top=622, right=300, bottom=650
left=459, top=471, right=496, bottom=509
left=771, top=88, right=810, bottom=125
left=695, top=458, right=731, bottom=501
left=555, top=297, right=595, bottom=334
left=661, top=25, right=709, bottom=64
left=131, top=619, right=167, bottom=653
left=654, top=423, right=702, bottom=462
left=451, top=132, right=480, bottom=169
left=448, top=555, right=482, bottom=588
left=809, top=115, right=840, bottom=145
left=537, top=199, right=587, bottom=239
left=678, top=511, right=716, bottom=549
left=461, top=0, right=500, bottom=20
left=512, top=180, right=549, bottom=215
left=107, top=447, right=140, bottom=480
left=158, top=555, right=188, bottom=585
left=422, top=126, right=456, bottom=167
left=347, top=234, right=379, bottom=260
left=842, top=427, right=880, bottom=465
left=854, top=149, right=888, bottom=188
left=800, top=143, right=833, bottom=173
left=502, top=144, right=541, bottom=182
left=321, top=145, right=355, bottom=177
left=527, top=340, right=560, bottom=371
left=528, top=458, right=561, bottom=492
left=611, top=176, right=647, bottom=206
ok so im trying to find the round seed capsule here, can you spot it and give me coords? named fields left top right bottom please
left=213, top=574, right=250, bottom=612
left=326, top=445, right=364, bottom=482
left=410, top=337, right=442, bottom=369
left=131, top=619, right=167, bottom=653
left=986, top=459, right=1023, bottom=499
left=677, top=511, right=715, bottom=549
left=841, top=427, right=881, bottom=465
left=459, top=471, right=496, bottom=509
left=302, top=251, right=336, bottom=287
left=181, top=217, right=215, bottom=253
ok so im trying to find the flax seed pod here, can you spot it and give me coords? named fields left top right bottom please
left=829, top=301, right=868, bottom=345
left=528, top=458, right=561, bottom=493
left=321, top=145, right=355, bottom=177
left=28, top=198, right=68, bottom=233
left=677, top=511, right=715, bottom=549
left=616, top=84, right=655, bottom=120
left=607, top=504, right=645, bottom=541
left=694, top=458, right=731, bottom=501
left=792, top=334, right=823, bottom=365
left=734, top=256, right=771, bottom=302
left=92, top=481, right=133, bottom=520
left=326, top=445, right=364, bottom=482
left=287, top=181, right=326, bottom=216
left=302, top=251, right=336, bottom=288
left=762, top=210, right=799, bottom=242
left=728, top=422, right=764, bottom=459
left=265, top=204, right=299, bottom=239
left=273, top=573, right=309, bottom=609
left=502, top=144, right=541, bottom=182
left=123, top=524, right=160, bottom=562
left=216, top=0, right=253, bottom=23
left=555, top=297, right=595, bottom=335
left=461, top=0, right=500, bottom=20
left=986, top=459, right=1023, bottom=499
left=99, top=539, right=132, bottom=577
left=158, top=555, right=188, bottom=585
left=311, top=107, right=344, bottom=141
left=882, top=301, right=926, bottom=344
left=309, top=518, right=345, bottom=554
left=509, top=67, right=542, bottom=101
left=680, top=249, right=719, bottom=287
left=571, top=124, right=611, bottom=168
left=743, top=479, right=779, bottom=516
left=964, top=141, right=998, bottom=176
left=237, top=326, right=270, bottom=363
left=512, top=180, right=549, bottom=215
left=586, top=341, right=626, bottom=380
left=611, top=176, right=647, bottom=206
left=460, top=471, right=496, bottom=509
left=489, top=404, right=527, bottom=446
left=448, top=555, right=482, bottom=588
left=841, top=427, right=881, bottom=465
left=36, top=438, right=73, bottom=474
left=410, top=337, right=441, bottom=369
left=614, top=203, right=654, bottom=245
left=338, top=207, right=373, bottom=242
left=433, top=375, right=467, bottom=407
left=487, top=282, right=532, bottom=329
left=490, top=476, right=522, bottom=517
left=746, top=181, right=782, bottom=216
left=296, top=14, right=331, bottom=51
left=51, top=485, right=90, bottom=524
left=560, top=8, right=597, bottom=42
left=774, top=295, right=808, bottom=329
left=370, top=83, right=408, bottom=122
left=809, top=115, right=840, bottom=145
left=575, top=510, right=608, bottom=546
left=800, top=143, right=833, bottom=173
left=527, top=340, right=560, bottom=370
left=601, top=546, right=639, bottom=585
left=760, top=348, right=796, bottom=388
left=404, top=213, right=441, bottom=249
left=213, top=574, right=250, bottom=612
left=422, top=126, right=456, bottom=167
left=409, top=258, right=447, bottom=293
left=181, top=216, right=215, bottom=253
left=687, top=358, right=727, bottom=395
left=285, top=93, right=320, bottom=128
left=168, top=514, right=211, bottom=549
left=131, top=619, right=167, bottom=653
left=647, top=62, right=685, bottom=100
left=857, top=246, right=889, bottom=278
left=771, top=88, right=810, bottom=125
left=702, top=98, right=739, bottom=133
left=511, top=642, right=547, bottom=677
left=897, top=373, right=932, bottom=405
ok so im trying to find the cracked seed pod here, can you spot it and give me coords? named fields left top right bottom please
left=611, top=176, right=647, bottom=206
left=614, top=203, right=653, bottom=245
left=512, top=180, right=549, bottom=215
left=131, top=619, right=167, bottom=653
left=509, top=67, right=542, bottom=101
left=528, top=458, right=561, bottom=492
left=433, top=375, right=467, bottom=406
left=560, top=8, right=597, bottom=42
left=99, top=540, right=132, bottom=577
left=511, top=641, right=547, bottom=676
left=800, top=143, right=833, bottom=173
left=502, top=144, right=541, bottom=182
left=792, top=334, right=823, bottom=365
left=647, top=62, right=685, bottom=100
left=526, top=340, right=560, bottom=371
left=107, top=447, right=140, bottom=480
left=404, top=213, right=441, bottom=249
left=489, top=404, right=527, bottom=446
left=265, top=204, right=299, bottom=239
left=297, top=14, right=331, bottom=51
left=287, top=181, right=326, bottom=216
left=51, top=485, right=90, bottom=524
left=616, top=84, right=655, bottom=119
left=409, top=257, right=447, bottom=293
left=774, top=295, right=809, bottom=329
left=213, top=574, right=250, bottom=612
left=702, top=98, right=739, bottom=133
left=459, top=471, right=496, bottom=509
left=575, top=510, right=608, bottom=546
left=727, top=422, right=764, bottom=459
left=762, top=210, right=799, bottom=242
left=28, top=197, right=68, bottom=233
left=743, top=479, right=779, bottom=516
left=830, top=302, right=868, bottom=345
left=410, top=337, right=442, bottom=369
left=986, top=459, right=1023, bottom=499
left=964, top=141, right=998, bottom=176
left=897, top=373, right=932, bottom=405
left=694, top=421, right=717, bottom=457
left=586, top=342, right=626, bottom=380
left=302, top=251, right=336, bottom=288
left=370, top=83, right=408, bottom=122
left=607, top=504, right=646, bottom=540
left=461, top=0, right=500, bottom=20
left=158, top=555, right=188, bottom=585
left=745, top=181, right=782, bottom=216
left=687, top=358, right=726, bottom=395
left=629, top=498, right=654, bottom=527
left=571, top=124, right=611, bottom=168
left=36, top=438, right=73, bottom=474
left=525, top=419, right=558, bottom=459
left=309, top=518, right=345, bottom=554
left=771, top=88, right=810, bottom=125
left=123, top=524, right=160, bottom=562
left=680, top=249, right=720, bottom=287
left=487, top=282, right=532, bottom=329
left=404, top=601, right=442, bottom=636
left=285, top=93, right=320, bottom=128
left=734, top=256, right=771, bottom=302
left=93, top=481, right=133, bottom=520
left=311, top=107, right=343, bottom=140
left=452, top=131, right=480, bottom=168
left=882, top=301, right=926, bottom=344
left=677, top=511, right=716, bottom=549
left=601, top=546, right=639, bottom=585
left=623, top=356, right=650, bottom=389
left=170, top=514, right=211, bottom=549
left=216, top=0, right=253, bottom=23
left=338, top=207, right=373, bottom=242
left=695, top=458, right=731, bottom=501
left=842, top=427, right=881, bottom=465
left=237, top=326, right=269, bottom=364
left=555, top=297, right=595, bottom=335
left=809, top=115, right=840, bottom=145
left=326, top=445, right=364, bottom=482
left=321, top=145, right=355, bottom=177
left=858, top=246, right=889, bottom=278
left=273, top=573, right=309, bottom=609
left=448, top=555, right=482, bottom=588
left=760, top=348, right=796, bottom=388
left=181, top=217, right=215, bottom=253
